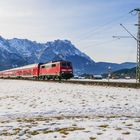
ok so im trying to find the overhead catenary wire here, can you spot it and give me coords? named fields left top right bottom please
left=77, top=12, right=133, bottom=41
left=81, top=38, right=119, bottom=49
left=72, top=13, right=136, bottom=55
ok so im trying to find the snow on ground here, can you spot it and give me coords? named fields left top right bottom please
left=0, top=79, right=140, bottom=140
left=71, top=78, right=137, bottom=83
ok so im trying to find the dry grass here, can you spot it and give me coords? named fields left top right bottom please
left=43, top=130, right=54, bottom=134
left=30, top=130, right=40, bottom=135
left=98, top=124, right=109, bottom=128
left=32, top=127, right=85, bottom=136
left=126, top=124, right=133, bottom=126
left=89, top=137, right=96, bottom=140
left=122, top=131, right=130, bottom=135
left=58, top=127, right=85, bottom=135
left=0, top=130, right=20, bottom=136
left=115, top=127, right=122, bottom=131
left=97, top=132, right=103, bottom=135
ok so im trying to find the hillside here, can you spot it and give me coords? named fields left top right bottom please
left=112, top=67, right=136, bottom=78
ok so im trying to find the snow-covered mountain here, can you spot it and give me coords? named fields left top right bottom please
left=40, top=40, right=93, bottom=62
left=0, top=36, right=27, bottom=70
left=8, top=38, right=47, bottom=64
left=0, top=36, right=136, bottom=74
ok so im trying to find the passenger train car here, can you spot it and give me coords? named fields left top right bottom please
left=0, top=61, right=73, bottom=80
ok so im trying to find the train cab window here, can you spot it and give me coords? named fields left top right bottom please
left=41, top=66, right=45, bottom=68
left=45, top=64, right=52, bottom=68
left=67, top=62, right=72, bottom=67
left=52, top=64, right=56, bottom=67
left=61, top=62, right=71, bottom=67
left=61, top=63, right=67, bottom=67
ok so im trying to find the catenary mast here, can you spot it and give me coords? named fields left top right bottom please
left=134, top=9, right=140, bottom=83
left=126, top=8, right=140, bottom=83
left=137, top=10, right=140, bottom=83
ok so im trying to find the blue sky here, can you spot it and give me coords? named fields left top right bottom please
left=0, top=0, right=140, bottom=63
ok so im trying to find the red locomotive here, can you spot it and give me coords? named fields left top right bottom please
left=0, top=61, right=73, bottom=80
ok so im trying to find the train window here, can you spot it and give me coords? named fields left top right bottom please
left=41, top=66, right=45, bottom=68
left=61, top=63, right=67, bottom=67
left=52, top=64, right=56, bottom=67
left=61, top=62, right=72, bottom=67
left=67, top=63, right=71, bottom=67
left=45, top=64, right=51, bottom=68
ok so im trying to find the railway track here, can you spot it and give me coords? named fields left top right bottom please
left=66, top=80, right=140, bottom=88
left=1, top=78, right=140, bottom=88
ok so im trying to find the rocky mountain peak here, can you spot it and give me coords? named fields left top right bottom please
left=0, top=36, right=136, bottom=74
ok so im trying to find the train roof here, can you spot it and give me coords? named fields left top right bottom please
left=0, top=63, right=40, bottom=72
left=0, top=60, right=72, bottom=73
left=44, top=60, right=71, bottom=64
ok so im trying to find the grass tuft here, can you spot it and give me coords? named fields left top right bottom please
left=30, top=131, right=40, bottom=135
left=98, top=124, right=109, bottom=128
left=122, top=131, right=130, bottom=135
left=90, top=137, right=96, bottom=140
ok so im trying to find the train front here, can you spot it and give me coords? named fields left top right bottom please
left=60, top=61, right=73, bottom=79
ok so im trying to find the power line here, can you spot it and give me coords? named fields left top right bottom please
left=77, top=12, right=132, bottom=41
left=81, top=38, right=119, bottom=49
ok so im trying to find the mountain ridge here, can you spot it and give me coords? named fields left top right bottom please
left=0, top=36, right=136, bottom=74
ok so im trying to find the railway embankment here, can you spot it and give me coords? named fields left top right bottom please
left=1, top=78, right=140, bottom=88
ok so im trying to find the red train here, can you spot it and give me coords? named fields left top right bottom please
left=0, top=61, right=73, bottom=80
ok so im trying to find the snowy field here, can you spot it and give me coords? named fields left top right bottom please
left=71, top=78, right=137, bottom=83
left=0, top=79, right=140, bottom=140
